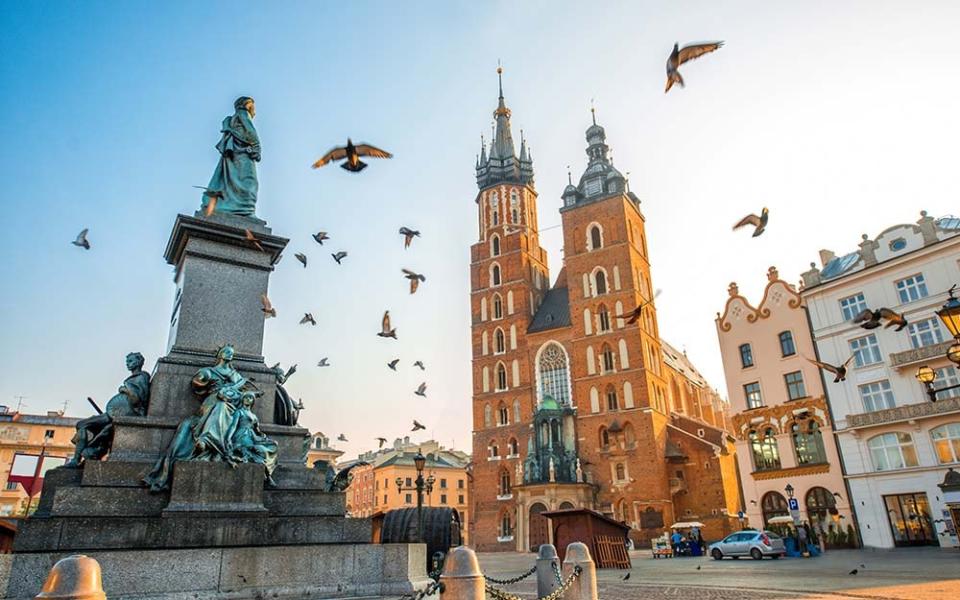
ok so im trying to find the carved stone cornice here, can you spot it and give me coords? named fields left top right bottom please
left=752, top=463, right=830, bottom=480
left=846, top=395, right=960, bottom=429
left=731, top=396, right=831, bottom=440
left=888, top=341, right=954, bottom=369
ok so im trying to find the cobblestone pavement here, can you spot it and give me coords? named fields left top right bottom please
left=476, top=547, right=960, bottom=599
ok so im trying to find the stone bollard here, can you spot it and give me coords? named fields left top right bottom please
left=562, top=542, right=598, bottom=600
left=536, top=543, right=561, bottom=597
left=35, top=555, right=106, bottom=600
left=439, top=546, right=484, bottom=600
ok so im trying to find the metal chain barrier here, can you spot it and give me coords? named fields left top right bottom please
left=398, top=579, right=445, bottom=600
left=482, top=564, right=537, bottom=586
left=551, top=560, right=564, bottom=585
left=485, top=565, right=582, bottom=600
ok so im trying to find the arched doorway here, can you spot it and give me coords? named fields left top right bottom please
left=761, top=491, right=789, bottom=528
left=805, top=486, right=837, bottom=537
left=529, top=502, right=549, bottom=551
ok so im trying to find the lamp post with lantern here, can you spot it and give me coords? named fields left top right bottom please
left=393, top=449, right=436, bottom=543
left=914, top=286, right=960, bottom=401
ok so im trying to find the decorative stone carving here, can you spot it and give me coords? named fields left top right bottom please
left=847, top=395, right=960, bottom=429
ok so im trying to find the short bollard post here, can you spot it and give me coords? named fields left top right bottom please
left=35, top=555, right=106, bottom=600
left=562, top=542, right=598, bottom=600
left=439, top=546, right=484, bottom=600
left=536, top=543, right=560, bottom=597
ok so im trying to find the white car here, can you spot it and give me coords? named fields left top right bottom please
left=708, top=530, right=786, bottom=560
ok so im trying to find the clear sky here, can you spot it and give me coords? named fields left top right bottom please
left=2, top=1, right=959, bottom=460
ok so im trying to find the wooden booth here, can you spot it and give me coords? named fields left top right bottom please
left=542, top=508, right=631, bottom=569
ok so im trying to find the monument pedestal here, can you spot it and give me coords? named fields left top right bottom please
left=3, top=214, right=434, bottom=599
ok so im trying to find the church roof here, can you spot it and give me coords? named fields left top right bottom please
left=661, top=340, right=708, bottom=388
left=475, top=68, right=534, bottom=190
left=528, top=287, right=571, bottom=333
left=559, top=110, right=635, bottom=211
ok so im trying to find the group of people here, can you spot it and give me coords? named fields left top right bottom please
left=670, top=526, right=705, bottom=557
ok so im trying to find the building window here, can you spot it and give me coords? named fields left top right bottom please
left=744, top=382, right=763, bottom=409
left=895, top=273, right=928, bottom=303
left=779, top=331, right=796, bottom=357
left=439, top=478, right=447, bottom=489
left=499, top=470, right=511, bottom=496
left=496, top=363, right=507, bottom=391
left=840, top=293, right=867, bottom=321
left=933, top=366, right=960, bottom=399
left=493, top=294, right=503, bottom=319
left=589, top=225, right=602, bottom=250
left=792, top=421, right=826, bottom=465
left=458, top=479, right=464, bottom=489
left=510, top=190, right=520, bottom=224
left=508, top=438, right=519, bottom=456
left=497, top=403, right=509, bottom=425
left=405, top=477, right=412, bottom=487
left=600, top=427, right=610, bottom=449
left=595, top=270, right=607, bottom=295
left=383, top=494, right=387, bottom=504
left=491, top=235, right=501, bottom=257
left=601, top=344, right=615, bottom=373
left=500, top=513, right=512, bottom=537
left=441, top=494, right=447, bottom=504
left=491, top=264, right=501, bottom=287
left=931, top=423, right=960, bottom=464
left=859, top=380, right=896, bottom=412
left=5, top=482, right=18, bottom=491
left=606, top=385, right=619, bottom=411
left=850, top=334, right=882, bottom=367
left=494, top=328, right=506, bottom=354
left=490, top=193, right=499, bottom=226
left=488, top=442, right=499, bottom=459
left=749, top=428, right=781, bottom=471
left=459, top=494, right=465, bottom=504
left=739, top=344, right=754, bottom=368
left=615, top=463, right=626, bottom=482
left=762, top=492, right=789, bottom=526
left=598, top=305, right=611, bottom=332
left=784, top=371, right=806, bottom=400
left=908, top=318, right=944, bottom=349
left=868, top=432, right=919, bottom=471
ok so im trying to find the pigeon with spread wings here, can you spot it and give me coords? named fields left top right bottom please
left=295, top=253, right=308, bottom=268
left=402, top=269, right=426, bottom=294
left=331, top=251, right=347, bottom=265
left=245, top=229, right=265, bottom=252
left=387, top=359, right=399, bottom=371
left=805, top=354, right=856, bottom=383
left=378, top=311, right=397, bottom=339
left=311, top=139, right=392, bottom=173
left=312, top=231, right=329, bottom=245
left=376, top=437, right=388, bottom=449
left=72, top=228, right=91, bottom=250
left=411, top=420, right=426, bottom=432
left=414, top=382, right=427, bottom=397
left=853, top=307, right=908, bottom=331
left=399, top=227, right=420, bottom=249
left=665, top=41, right=724, bottom=93
left=615, top=289, right=662, bottom=324
left=300, top=313, right=316, bottom=326
left=260, top=294, right=276, bottom=318
left=733, top=208, right=769, bottom=237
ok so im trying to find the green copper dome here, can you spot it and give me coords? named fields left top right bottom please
left=540, top=395, right=561, bottom=411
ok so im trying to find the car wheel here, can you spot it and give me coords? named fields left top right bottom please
left=711, top=549, right=723, bottom=560
left=750, top=548, right=763, bottom=560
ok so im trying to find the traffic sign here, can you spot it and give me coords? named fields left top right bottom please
left=788, top=498, right=800, bottom=511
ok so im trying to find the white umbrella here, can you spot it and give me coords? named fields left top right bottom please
left=766, top=516, right=795, bottom=525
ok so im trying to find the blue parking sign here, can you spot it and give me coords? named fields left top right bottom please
left=788, top=498, right=800, bottom=511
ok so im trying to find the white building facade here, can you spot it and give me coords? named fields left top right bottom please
left=800, top=212, right=960, bottom=549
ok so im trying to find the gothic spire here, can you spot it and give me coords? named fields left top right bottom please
left=476, top=64, right=534, bottom=190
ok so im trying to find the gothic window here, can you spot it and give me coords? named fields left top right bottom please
left=749, top=428, right=781, bottom=471
left=615, top=463, right=626, bottom=482
left=792, top=421, right=826, bottom=465
left=499, top=469, right=511, bottom=496
left=594, top=269, right=608, bottom=295
left=606, top=385, right=619, bottom=411
left=623, top=422, right=635, bottom=444
left=600, top=427, right=610, bottom=449
left=497, top=402, right=509, bottom=425
left=491, top=234, right=501, bottom=257
left=510, top=190, right=520, bottom=224
left=508, top=438, right=519, bottom=456
left=494, top=328, right=506, bottom=354
left=598, top=304, right=611, bottom=332
left=496, top=363, right=508, bottom=391
left=601, top=344, right=615, bottom=373
left=488, top=441, right=499, bottom=458
left=589, top=224, right=603, bottom=250
left=490, top=263, right=501, bottom=287
left=537, top=343, right=571, bottom=406
left=513, top=398, right=521, bottom=422
left=493, top=294, right=503, bottom=319
left=500, top=511, right=512, bottom=538
left=490, top=193, right=499, bottom=226
left=484, top=404, right=492, bottom=427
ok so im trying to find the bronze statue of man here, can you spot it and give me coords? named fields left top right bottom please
left=67, top=352, right=151, bottom=467
left=200, top=96, right=261, bottom=217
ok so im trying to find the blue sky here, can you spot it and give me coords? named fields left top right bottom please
left=3, top=1, right=960, bottom=458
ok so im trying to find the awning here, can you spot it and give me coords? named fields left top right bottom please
left=669, top=521, right=705, bottom=529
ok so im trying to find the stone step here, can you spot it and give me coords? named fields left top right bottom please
left=52, top=486, right=168, bottom=517
left=264, top=489, right=346, bottom=516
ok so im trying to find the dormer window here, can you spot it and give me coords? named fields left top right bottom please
left=584, top=178, right=602, bottom=197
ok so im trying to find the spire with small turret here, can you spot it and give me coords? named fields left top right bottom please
left=476, top=65, right=534, bottom=190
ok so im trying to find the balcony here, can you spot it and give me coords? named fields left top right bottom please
left=889, top=341, right=954, bottom=369
left=846, top=395, right=960, bottom=429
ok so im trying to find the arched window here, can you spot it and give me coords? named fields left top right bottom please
left=499, top=469, right=511, bottom=496
left=601, top=344, right=615, bottom=373
left=606, top=385, right=619, bottom=411
left=749, top=428, right=781, bottom=471
left=500, top=511, right=512, bottom=538
left=599, top=427, right=610, bottom=449
left=589, top=224, right=603, bottom=250
left=484, top=404, right=492, bottom=427
left=805, top=486, right=836, bottom=533
left=488, top=441, right=499, bottom=458
left=497, top=402, right=509, bottom=425
left=496, top=363, right=508, bottom=391
left=623, top=422, right=636, bottom=444
left=597, top=304, right=611, bottom=332
left=510, top=190, right=520, bottom=224
left=792, top=421, right=826, bottom=465
left=537, top=343, right=571, bottom=406
left=615, top=463, right=626, bottom=481
left=931, top=423, right=960, bottom=464
left=761, top=492, right=789, bottom=526
left=513, top=398, right=521, bottom=422
left=492, top=294, right=503, bottom=319
left=595, top=269, right=608, bottom=295
left=494, top=328, right=506, bottom=354
left=508, top=438, right=519, bottom=456
left=490, top=193, right=499, bottom=226
left=490, top=263, right=501, bottom=287
left=491, top=234, right=501, bottom=257
left=868, top=432, right=919, bottom=471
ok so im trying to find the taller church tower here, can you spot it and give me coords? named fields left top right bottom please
left=469, top=69, right=551, bottom=550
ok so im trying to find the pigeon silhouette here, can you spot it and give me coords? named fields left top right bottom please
left=402, top=269, right=426, bottom=294
left=665, top=41, right=724, bottom=93
left=413, top=361, right=425, bottom=371
left=312, top=231, right=329, bottom=245
left=312, top=139, right=393, bottom=172
left=399, top=227, right=420, bottom=249
left=376, top=437, right=388, bottom=449
left=387, top=359, right=399, bottom=371
left=411, top=420, right=426, bottom=432
left=295, top=253, right=307, bottom=268
left=72, top=228, right=91, bottom=250
left=378, top=311, right=397, bottom=339
left=331, top=251, right=347, bottom=265
left=300, top=313, right=317, bottom=326
left=615, top=289, right=662, bottom=324
left=733, top=208, right=769, bottom=237
left=415, top=382, right=427, bottom=397
left=337, top=433, right=348, bottom=442
left=853, top=307, right=908, bottom=331
left=805, top=354, right=856, bottom=383
left=260, top=294, right=276, bottom=318
left=622, top=572, right=630, bottom=581
left=317, top=358, right=330, bottom=367
left=245, top=229, right=265, bottom=252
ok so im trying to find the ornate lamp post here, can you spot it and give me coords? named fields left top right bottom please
left=394, top=449, right=436, bottom=543
left=784, top=484, right=795, bottom=499
left=914, top=286, right=960, bottom=401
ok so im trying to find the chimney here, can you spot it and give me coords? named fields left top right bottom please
left=859, top=234, right=879, bottom=267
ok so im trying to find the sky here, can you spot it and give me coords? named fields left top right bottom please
left=2, top=1, right=959, bottom=460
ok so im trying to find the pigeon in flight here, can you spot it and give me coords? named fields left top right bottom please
left=733, top=208, right=769, bottom=237
left=665, top=41, right=724, bottom=93
left=402, top=269, right=426, bottom=294
left=312, top=231, right=330, bottom=245
left=414, top=382, right=427, bottom=397
left=399, top=227, right=420, bottom=249
left=387, top=359, right=400, bottom=371
left=378, top=311, right=397, bottom=339
left=311, top=139, right=393, bottom=173
left=853, top=308, right=908, bottom=331
left=413, top=361, right=425, bottom=371
left=260, top=294, right=277, bottom=318
left=411, top=420, right=426, bottom=432
left=331, top=251, right=348, bottom=265
left=615, top=289, right=662, bottom=324
left=317, top=357, right=330, bottom=367
left=805, top=354, right=856, bottom=383
left=376, top=437, right=388, bottom=449
left=300, top=313, right=317, bottom=326
left=245, top=229, right=265, bottom=252
left=295, top=253, right=308, bottom=268
left=72, top=228, right=91, bottom=250
left=337, top=433, right=348, bottom=442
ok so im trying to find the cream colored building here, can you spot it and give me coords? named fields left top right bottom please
left=800, top=212, right=960, bottom=548
left=304, top=431, right=343, bottom=468
left=716, top=267, right=853, bottom=535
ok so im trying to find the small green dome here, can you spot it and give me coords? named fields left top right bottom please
left=540, top=395, right=560, bottom=410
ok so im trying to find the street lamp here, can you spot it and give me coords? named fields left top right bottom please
left=914, top=286, right=960, bottom=401
left=936, top=285, right=960, bottom=340
left=394, top=449, right=435, bottom=544
left=784, top=484, right=795, bottom=499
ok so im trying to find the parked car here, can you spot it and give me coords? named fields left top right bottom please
left=708, top=530, right=785, bottom=560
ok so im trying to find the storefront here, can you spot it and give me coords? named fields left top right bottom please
left=882, top=492, right=936, bottom=547
left=938, top=468, right=960, bottom=546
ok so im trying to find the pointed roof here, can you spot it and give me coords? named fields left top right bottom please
left=476, top=66, right=534, bottom=190
left=560, top=107, right=633, bottom=210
